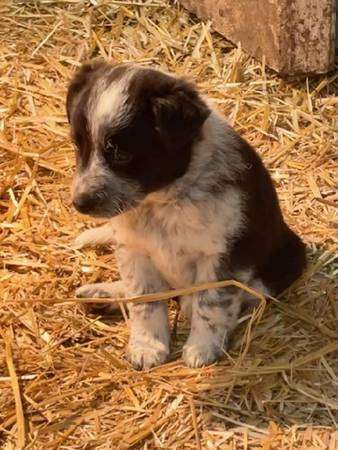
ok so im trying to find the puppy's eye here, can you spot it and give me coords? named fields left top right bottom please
left=104, top=138, right=132, bottom=164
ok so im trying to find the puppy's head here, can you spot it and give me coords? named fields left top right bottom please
left=67, top=59, right=210, bottom=218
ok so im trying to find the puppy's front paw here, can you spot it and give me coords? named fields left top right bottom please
left=182, top=341, right=223, bottom=368
left=126, top=340, right=169, bottom=370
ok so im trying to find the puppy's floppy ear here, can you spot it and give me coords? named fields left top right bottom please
left=152, top=78, right=210, bottom=147
left=66, top=58, right=108, bottom=122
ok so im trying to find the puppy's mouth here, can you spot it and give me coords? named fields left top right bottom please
left=72, top=197, right=136, bottom=218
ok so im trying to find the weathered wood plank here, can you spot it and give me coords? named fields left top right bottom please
left=179, top=0, right=336, bottom=75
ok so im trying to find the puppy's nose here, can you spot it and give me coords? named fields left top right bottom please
left=72, top=194, right=96, bottom=213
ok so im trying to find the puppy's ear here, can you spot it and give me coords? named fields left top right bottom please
left=152, top=79, right=210, bottom=147
left=66, top=58, right=108, bottom=122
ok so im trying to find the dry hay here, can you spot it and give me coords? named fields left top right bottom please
left=0, top=1, right=337, bottom=449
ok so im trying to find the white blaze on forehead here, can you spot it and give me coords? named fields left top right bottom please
left=90, top=68, right=135, bottom=138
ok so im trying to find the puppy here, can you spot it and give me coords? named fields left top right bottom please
left=67, top=60, right=306, bottom=369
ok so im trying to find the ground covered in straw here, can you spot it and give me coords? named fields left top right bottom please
left=0, top=1, right=336, bottom=449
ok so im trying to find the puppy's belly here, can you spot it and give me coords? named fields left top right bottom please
left=151, top=251, right=196, bottom=288
left=114, top=215, right=224, bottom=288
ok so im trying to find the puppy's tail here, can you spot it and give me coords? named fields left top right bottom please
left=259, top=226, right=306, bottom=296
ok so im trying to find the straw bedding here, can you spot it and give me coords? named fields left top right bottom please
left=0, top=1, right=336, bottom=448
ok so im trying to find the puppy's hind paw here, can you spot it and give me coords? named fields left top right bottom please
left=73, top=229, right=97, bottom=250
left=76, top=281, right=124, bottom=299
left=75, top=281, right=125, bottom=313
left=73, top=224, right=116, bottom=250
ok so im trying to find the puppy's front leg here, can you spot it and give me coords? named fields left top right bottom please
left=116, top=246, right=170, bottom=370
left=183, top=286, right=241, bottom=368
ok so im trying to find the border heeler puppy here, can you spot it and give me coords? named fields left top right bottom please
left=66, top=59, right=306, bottom=369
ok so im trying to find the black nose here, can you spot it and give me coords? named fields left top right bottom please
left=72, top=194, right=97, bottom=213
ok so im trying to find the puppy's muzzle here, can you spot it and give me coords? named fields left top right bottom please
left=73, top=193, right=101, bottom=214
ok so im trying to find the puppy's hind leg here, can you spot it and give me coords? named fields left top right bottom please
left=76, top=280, right=125, bottom=313
left=73, top=223, right=116, bottom=249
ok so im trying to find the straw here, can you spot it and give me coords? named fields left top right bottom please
left=0, top=0, right=336, bottom=448
left=2, top=331, right=26, bottom=449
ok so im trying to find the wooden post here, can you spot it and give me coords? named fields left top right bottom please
left=179, top=0, right=336, bottom=76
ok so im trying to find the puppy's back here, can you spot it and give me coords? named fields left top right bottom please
left=222, top=129, right=306, bottom=295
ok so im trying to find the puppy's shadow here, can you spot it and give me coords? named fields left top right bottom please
left=83, top=303, right=124, bottom=320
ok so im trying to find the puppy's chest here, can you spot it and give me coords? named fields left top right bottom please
left=114, top=201, right=227, bottom=287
